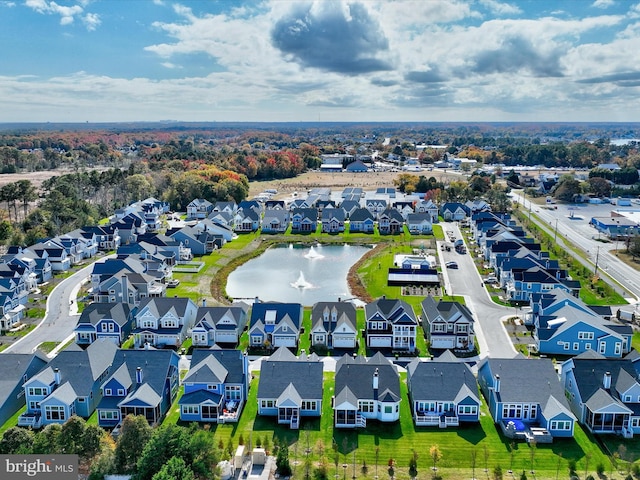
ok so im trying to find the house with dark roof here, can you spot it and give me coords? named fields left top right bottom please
left=97, top=348, right=180, bottom=427
left=191, top=305, right=248, bottom=347
left=74, top=302, right=134, bottom=346
left=248, top=301, right=302, bottom=349
left=393, top=201, right=414, bottom=219
left=262, top=210, right=290, bottom=234
left=291, top=208, right=318, bottom=233
left=257, top=347, right=323, bottom=429
left=0, top=352, right=48, bottom=428
left=407, top=213, right=433, bottom=235
left=415, top=200, right=439, bottom=223
left=234, top=208, right=261, bottom=233
left=192, top=219, right=235, bottom=243
left=529, top=290, right=631, bottom=358
left=440, top=203, right=468, bottom=221
left=333, top=353, right=401, bottom=428
left=561, top=352, right=640, bottom=437
left=112, top=213, right=147, bottom=245
left=507, top=267, right=580, bottom=302
left=321, top=208, right=346, bottom=234
left=310, top=301, right=358, bottom=350
left=340, top=200, right=361, bottom=219
left=421, top=297, right=475, bottom=352
left=187, top=198, right=214, bottom=220
left=365, top=199, right=387, bottom=217
left=30, top=240, right=71, bottom=272
left=349, top=208, right=375, bottom=233
left=406, top=351, right=480, bottom=427
left=364, top=297, right=417, bottom=352
left=18, top=340, right=118, bottom=428
left=167, top=225, right=219, bottom=255
left=345, top=160, right=369, bottom=172
left=180, top=348, right=249, bottom=424
left=133, top=297, right=198, bottom=348
left=378, top=209, right=404, bottom=235
left=478, top=357, right=576, bottom=442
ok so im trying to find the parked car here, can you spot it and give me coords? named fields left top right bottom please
left=445, top=261, right=458, bottom=269
left=485, top=276, right=498, bottom=284
left=167, top=279, right=180, bottom=288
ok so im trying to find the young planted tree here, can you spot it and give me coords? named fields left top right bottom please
left=429, top=445, right=441, bottom=474
left=408, top=450, right=418, bottom=479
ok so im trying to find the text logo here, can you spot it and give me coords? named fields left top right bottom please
left=1, top=455, right=78, bottom=479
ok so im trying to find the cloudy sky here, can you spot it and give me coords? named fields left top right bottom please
left=2, top=0, right=640, bottom=123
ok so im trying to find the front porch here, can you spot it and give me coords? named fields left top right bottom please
left=335, top=409, right=367, bottom=429
left=586, top=410, right=630, bottom=435
left=415, top=411, right=459, bottom=428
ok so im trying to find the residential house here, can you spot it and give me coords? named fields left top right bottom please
left=561, top=352, right=640, bottom=437
left=212, top=201, right=237, bottom=216
left=321, top=208, right=346, bottom=234
left=81, top=225, right=121, bottom=251
left=0, top=352, right=48, bottom=428
left=191, top=305, right=248, bottom=347
left=421, top=297, right=475, bottom=352
left=187, top=199, right=214, bottom=220
left=378, top=209, right=404, bottom=235
left=345, top=160, right=369, bottom=172
left=193, top=219, right=235, bottom=243
left=291, top=208, right=318, bottom=233
left=74, top=302, right=134, bottom=346
left=406, top=351, right=480, bottom=427
left=112, top=213, right=147, bottom=245
left=248, top=301, right=303, bottom=349
left=349, top=208, right=375, bottom=233
left=507, top=266, right=580, bottom=302
left=262, top=210, right=290, bottom=234
left=365, top=199, right=387, bottom=217
left=364, top=297, right=417, bottom=352
left=440, top=203, right=468, bottom=221
left=406, top=213, right=433, bottom=235
left=333, top=353, right=401, bottom=428
left=180, top=348, right=249, bottom=424
left=415, top=200, right=439, bottom=223
left=133, top=297, right=198, bottom=348
left=234, top=208, right=261, bottom=233
left=529, top=290, right=631, bottom=357
left=97, top=348, right=180, bottom=427
left=30, top=240, right=71, bottom=272
left=310, top=301, right=358, bottom=349
left=18, top=340, right=118, bottom=428
left=393, top=201, right=414, bottom=219
left=478, top=357, right=576, bottom=441
left=167, top=225, right=219, bottom=255
left=257, top=347, right=323, bottom=429
left=61, top=230, right=99, bottom=259
left=340, top=200, right=361, bottom=219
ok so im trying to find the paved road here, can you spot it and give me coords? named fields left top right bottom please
left=439, top=223, right=518, bottom=359
left=4, top=259, right=103, bottom=355
left=511, top=191, right=640, bottom=302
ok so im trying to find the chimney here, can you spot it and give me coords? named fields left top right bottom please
left=202, top=298, right=207, bottom=307
left=603, top=371, right=612, bottom=390
left=54, top=368, right=61, bottom=385
left=494, top=374, right=500, bottom=393
left=121, top=275, right=128, bottom=303
left=136, top=366, right=143, bottom=384
left=373, top=368, right=379, bottom=391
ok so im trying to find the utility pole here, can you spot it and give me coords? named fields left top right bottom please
left=554, top=218, right=558, bottom=244
left=594, top=246, right=600, bottom=276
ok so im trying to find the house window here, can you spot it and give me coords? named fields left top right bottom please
left=456, top=324, right=468, bottom=333
left=117, top=389, right=125, bottom=396
left=181, top=405, right=200, bottom=415
left=585, top=343, right=592, bottom=350
left=28, top=387, right=46, bottom=396
left=578, top=332, right=594, bottom=340
left=599, top=342, right=606, bottom=354
left=384, top=405, right=392, bottom=414
left=225, top=385, right=242, bottom=400
left=358, top=401, right=375, bottom=413
left=261, top=400, right=274, bottom=409
left=615, top=343, right=622, bottom=355
left=251, top=335, right=263, bottom=345
left=458, top=405, right=478, bottom=415
left=563, top=343, right=570, bottom=350
left=301, top=401, right=317, bottom=411
left=573, top=342, right=579, bottom=351
left=624, top=395, right=631, bottom=402
left=78, top=397, right=85, bottom=403
left=432, top=324, right=446, bottom=333
left=45, top=405, right=66, bottom=421
left=631, top=418, right=640, bottom=428
left=550, top=420, right=571, bottom=430
left=99, top=410, right=119, bottom=420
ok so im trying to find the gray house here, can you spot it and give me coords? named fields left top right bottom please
left=0, top=352, right=48, bottom=427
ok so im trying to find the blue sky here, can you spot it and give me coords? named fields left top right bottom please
left=2, top=0, right=640, bottom=122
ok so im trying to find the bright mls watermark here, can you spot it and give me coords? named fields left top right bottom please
left=1, top=455, right=78, bottom=479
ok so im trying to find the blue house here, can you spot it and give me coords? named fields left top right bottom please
left=440, top=203, right=468, bottom=221
left=406, top=351, right=480, bottom=427
left=191, top=305, right=248, bottom=347
left=248, top=301, right=302, bottom=349
left=507, top=266, right=580, bottom=302
left=349, top=208, right=375, bottom=233
left=262, top=210, right=290, bottom=234
left=561, top=352, right=640, bottom=437
left=96, top=348, right=180, bottom=427
left=179, top=348, right=249, bottom=424
left=478, top=357, right=576, bottom=442
left=74, top=302, right=134, bottom=346
left=291, top=208, right=318, bottom=233
left=529, top=290, right=631, bottom=358
left=257, top=347, right=323, bottom=429
left=0, top=353, right=48, bottom=427
left=18, top=340, right=118, bottom=428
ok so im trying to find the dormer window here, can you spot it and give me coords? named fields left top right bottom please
left=265, top=310, right=276, bottom=325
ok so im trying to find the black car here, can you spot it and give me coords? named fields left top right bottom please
left=445, top=261, right=458, bottom=269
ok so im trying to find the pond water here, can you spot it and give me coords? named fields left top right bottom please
left=226, top=244, right=371, bottom=305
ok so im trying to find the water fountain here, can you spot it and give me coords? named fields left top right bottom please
left=304, top=245, right=324, bottom=259
left=290, top=271, right=313, bottom=289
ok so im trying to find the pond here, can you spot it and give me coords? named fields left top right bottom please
left=226, top=244, right=372, bottom=305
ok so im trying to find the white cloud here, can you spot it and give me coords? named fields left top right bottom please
left=479, top=0, right=522, bottom=16
left=593, top=0, right=615, bottom=9
left=24, top=0, right=99, bottom=30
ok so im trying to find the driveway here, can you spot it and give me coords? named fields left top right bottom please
left=439, top=223, right=518, bottom=359
left=4, top=256, right=111, bottom=355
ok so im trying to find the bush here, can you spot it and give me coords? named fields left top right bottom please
left=493, top=465, right=503, bottom=480
left=596, top=463, right=605, bottom=476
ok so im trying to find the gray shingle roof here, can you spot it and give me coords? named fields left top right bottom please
left=257, top=349, right=323, bottom=400
left=334, top=353, right=400, bottom=403
left=407, top=359, right=478, bottom=403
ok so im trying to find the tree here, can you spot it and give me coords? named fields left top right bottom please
left=58, top=416, right=87, bottom=454
left=115, top=415, right=153, bottom=474
left=493, top=465, right=503, bottom=480
left=186, top=427, right=220, bottom=480
left=134, top=424, right=191, bottom=480
left=32, top=423, right=62, bottom=454
left=429, top=445, right=441, bottom=474
left=15, top=179, right=37, bottom=219
left=276, top=442, right=292, bottom=477
left=151, top=456, right=195, bottom=480
left=0, top=427, right=34, bottom=454
left=81, top=424, right=105, bottom=462
left=408, top=450, right=418, bottom=479
left=552, top=175, right=582, bottom=202
left=588, top=176, right=611, bottom=198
